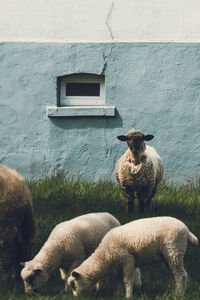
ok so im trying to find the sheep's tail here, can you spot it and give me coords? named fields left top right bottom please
left=188, top=231, right=198, bottom=246
left=21, top=203, right=36, bottom=259
left=16, top=188, right=36, bottom=263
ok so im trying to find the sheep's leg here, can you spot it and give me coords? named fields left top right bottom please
left=20, top=204, right=35, bottom=261
left=145, top=196, right=153, bottom=209
left=0, top=242, right=17, bottom=281
left=127, top=199, right=134, bottom=215
left=133, top=268, right=142, bottom=287
left=137, top=186, right=152, bottom=212
left=60, top=258, right=85, bottom=292
left=170, top=264, right=187, bottom=296
left=136, top=192, right=146, bottom=213
left=121, top=185, right=135, bottom=215
left=60, top=268, right=72, bottom=291
left=122, top=254, right=135, bottom=298
left=145, top=186, right=157, bottom=209
left=95, top=278, right=108, bottom=292
left=165, top=255, right=187, bottom=297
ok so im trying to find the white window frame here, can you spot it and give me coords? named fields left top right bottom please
left=60, top=74, right=105, bottom=106
left=46, top=73, right=116, bottom=117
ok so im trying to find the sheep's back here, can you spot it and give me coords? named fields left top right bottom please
left=91, top=217, right=188, bottom=268
left=0, top=165, right=32, bottom=207
left=0, top=165, right=33, bottom=240
left=103, top=216, right=189, bottom=263
left=48, top=213, right=120, bottom=257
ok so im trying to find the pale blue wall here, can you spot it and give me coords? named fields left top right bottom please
left=0, top=42, right=200, bottom=182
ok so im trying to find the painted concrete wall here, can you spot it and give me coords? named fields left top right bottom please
left=0, top=42, right=200, bottom=182
left=1, top=0, right=200, bottom=42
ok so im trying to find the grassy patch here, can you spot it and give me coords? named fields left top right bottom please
left=1, top=176, right=199, bottom=299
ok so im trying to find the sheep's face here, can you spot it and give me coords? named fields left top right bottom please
left=20, top=261, right=48, bottom=294
left=68, top=271, right=92, bottom=296
left=117, top=129, right=154, bottom=156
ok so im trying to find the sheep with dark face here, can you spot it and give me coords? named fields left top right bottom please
left=0, top=165, right=35, bottom=281
left=116, top=129, right=163, bottom=214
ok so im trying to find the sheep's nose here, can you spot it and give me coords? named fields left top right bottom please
left=73, top=291, right=78, bottom=296
left=133, top=149, right=139, bottom=155
left=25, top=289, right=38, bottom=295
left=133, top=144, right=140, bottom=151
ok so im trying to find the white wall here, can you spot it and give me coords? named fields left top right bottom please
left=1, top=0, right=200, bottom=42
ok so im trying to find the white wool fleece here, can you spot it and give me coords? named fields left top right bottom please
left=116, top=129, right=164, bottom=213
left=68, top=216, right=198, bottom=298
left=21, top=212, right=120, bottom=293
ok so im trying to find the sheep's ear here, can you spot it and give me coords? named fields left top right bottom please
left=33, top=263, right=43, bottom=275
left=71, top=271, right=81, bottom=280
left=143, top=134, right=154, bottom=141
left=34, top=269, right=43, bottom=276
left=20, top=262, right=26, bottom=267
left=117, top=135, right=129, bottom=141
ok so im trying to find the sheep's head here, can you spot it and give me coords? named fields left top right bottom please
left=20, top=261, right=48, bottom=294
left=117, top=129, right=154, bottom=157
left=68, top=270, right=93, bottom=296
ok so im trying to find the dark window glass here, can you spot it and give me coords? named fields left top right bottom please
left=66, top=83, right=100, bottom=96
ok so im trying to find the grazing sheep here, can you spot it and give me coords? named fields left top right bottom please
left=21, top=212, right=120, bottom=294
left=0, top=165, right=35, bottom=282
left=68, top=216, right=198, bottom=298
left=116, top=129, right=164, bottom=213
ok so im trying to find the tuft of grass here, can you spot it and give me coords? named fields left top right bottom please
left=1, top=176, right=199, bottom=299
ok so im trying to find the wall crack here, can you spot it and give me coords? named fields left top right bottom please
left=101, top=43, right=113, bottom=75
left=105, top=1, right=115, bottom=41
left=101, top=1, right=115, bottom=75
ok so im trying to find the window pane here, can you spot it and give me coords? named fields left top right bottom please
left=66, top=82, right=100, bottom=96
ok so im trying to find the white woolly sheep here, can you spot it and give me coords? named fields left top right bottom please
left=116, top=129, right=164, bottom=213
left=20, top=212, right=120, bottom=294
left=0, top=164, right=35, bottom=282
left=68, top=216, right=198, bottom=298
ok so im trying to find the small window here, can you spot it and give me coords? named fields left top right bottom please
left=59, top=74, right=105, bottom=106
left=66, top=82, right=100, bottom=97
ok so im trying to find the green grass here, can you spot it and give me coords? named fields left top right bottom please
left=1, top=176, right=200, bottom=300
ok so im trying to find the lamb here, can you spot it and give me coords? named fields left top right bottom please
left=20, top=212, right=120, bottom=294
left=0, top=164, right=35, bottom=282
left=116, top=129, right=164, bottom=214
left=68, top=216, right=198, bottom=298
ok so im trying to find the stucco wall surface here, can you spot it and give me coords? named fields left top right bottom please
left=1, top=0, right=200, bottom=42
left=0, top=42, right=200, bottom=182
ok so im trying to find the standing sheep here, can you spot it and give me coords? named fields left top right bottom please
left=116, top=129, right=163, bottom=213
left=20, top=212, right=120, bottom=294
left=0, top=165, right=35, bottom=282
left=68, top=216, right=198, bottom=298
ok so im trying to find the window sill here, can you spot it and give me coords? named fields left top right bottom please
left=46, top=105, right=116, bottom=117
